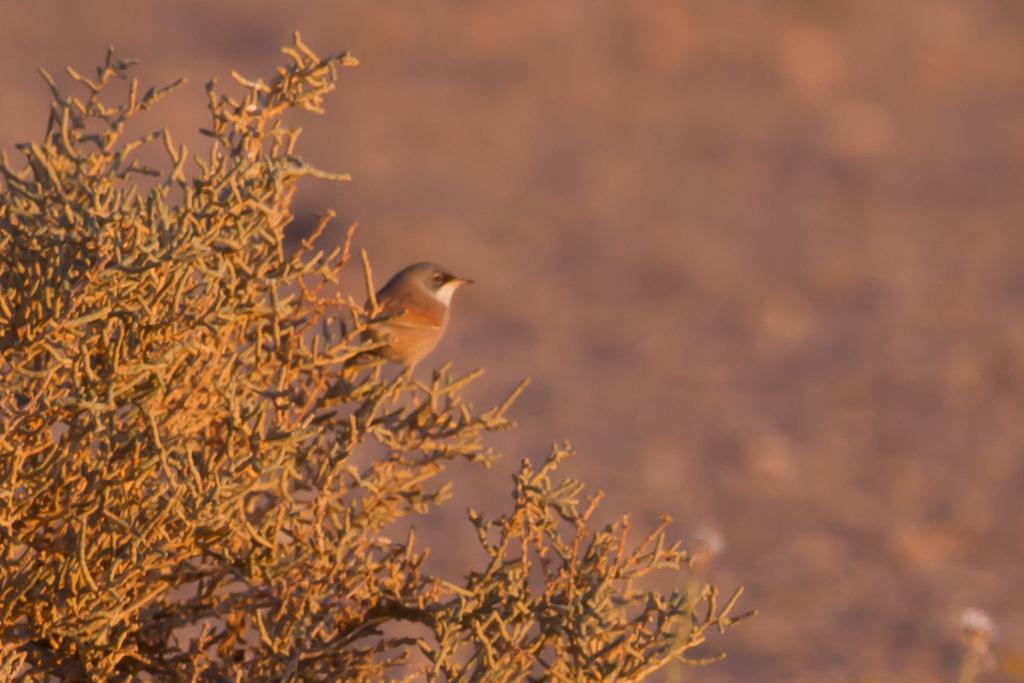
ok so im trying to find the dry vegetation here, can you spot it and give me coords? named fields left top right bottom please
left=0, top=35, right=750, bottom=680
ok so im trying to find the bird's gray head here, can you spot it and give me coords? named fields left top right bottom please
left=389, top=262, right=472, bottom=305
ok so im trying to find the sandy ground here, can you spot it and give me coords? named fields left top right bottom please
left=3, top=2, right=1024, bottom=680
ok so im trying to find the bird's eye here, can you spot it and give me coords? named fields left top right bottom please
left=432, top=273, right=446, bottom=285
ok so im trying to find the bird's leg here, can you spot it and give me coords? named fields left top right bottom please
left=401, top=364, right=426, bottom=407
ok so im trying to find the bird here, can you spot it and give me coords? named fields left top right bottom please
left=363, top=262, right=473, bottom=372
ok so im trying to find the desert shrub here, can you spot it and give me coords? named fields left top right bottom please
left=0, top=35, right=752, bottom=681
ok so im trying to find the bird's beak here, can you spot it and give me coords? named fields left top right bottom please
left=453, top=277, right=474, bottom=286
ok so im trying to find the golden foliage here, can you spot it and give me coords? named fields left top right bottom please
left=0, top=35, right=751, bottom=681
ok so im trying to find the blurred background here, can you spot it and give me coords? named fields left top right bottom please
left=3, top=1, right=1024, bottom=680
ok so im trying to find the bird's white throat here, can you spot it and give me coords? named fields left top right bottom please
left=432, top=281, right=461, bottom=306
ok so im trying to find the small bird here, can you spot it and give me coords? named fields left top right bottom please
left=364, top=262, right=473, bottom=371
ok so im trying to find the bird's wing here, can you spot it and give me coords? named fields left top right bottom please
left=374, top=290, right=446, bottom=329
